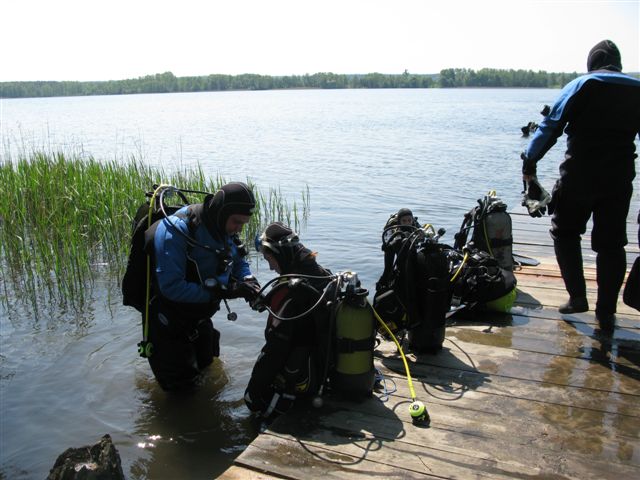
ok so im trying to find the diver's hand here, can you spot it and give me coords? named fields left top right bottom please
left=228, top=277, right=261, bottom=302
left=522, top=176, right=550, bottom=218
left=527, top=205, right=545, bottom=218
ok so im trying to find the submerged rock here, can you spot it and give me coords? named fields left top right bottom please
left=47, top=434, right=125, bottom=480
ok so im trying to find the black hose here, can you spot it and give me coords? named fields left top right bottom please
left=262, top=279, right=338, bottom=322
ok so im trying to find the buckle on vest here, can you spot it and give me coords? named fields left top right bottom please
left=187, top=329, right=199, bottom=342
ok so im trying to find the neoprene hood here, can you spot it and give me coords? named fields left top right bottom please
left=587, top=39, right=622, bottom=72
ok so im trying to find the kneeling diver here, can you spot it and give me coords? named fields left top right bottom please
left=244, top=222, right=333, bottom=419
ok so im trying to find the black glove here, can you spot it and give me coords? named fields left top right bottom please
left=521, top=177, right=551, bottom=218
left=249, top=293, right=267, bottom=312
left=226, top=276, right=261, bottom=301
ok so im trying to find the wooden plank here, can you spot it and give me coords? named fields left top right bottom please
left=233, top=392, right=640, bottom=480
left=377, top=328, right=640, bottom=385
left=325, top=387, right=639, bottom=449
left=224, top=203, right=640, bottom=480
left=443, top=321, right=640, bottom=366
left=375, top=356, right=640, bottom=417
left=218, top=465, right=285, bottom=479
left=234, top=433, right=444, bottom=480
left=514, top=284, right=640, bottom=320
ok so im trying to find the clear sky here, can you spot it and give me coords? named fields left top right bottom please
left=1, top=0, right=638, bottom=82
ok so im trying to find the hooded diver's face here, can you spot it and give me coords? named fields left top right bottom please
left=263, top=251, right=281, bottom=274
left=399, top=215, right=414, bottom=226
left=225, top=214, right=251, bottom=235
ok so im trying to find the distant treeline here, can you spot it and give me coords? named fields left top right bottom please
left=1, top=69, right=581, bottom=98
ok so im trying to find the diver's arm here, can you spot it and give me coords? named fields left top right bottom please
left=522, top=78, right=580, bottom=176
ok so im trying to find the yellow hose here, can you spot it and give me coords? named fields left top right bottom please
left=450, top=251, right=469, bottom=283
left=369, top=301, right=417, bottom=401
left=142, top=184, right=171, bottom=343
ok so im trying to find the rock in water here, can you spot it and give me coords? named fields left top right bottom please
left=47, top=434, right=125, bottom=480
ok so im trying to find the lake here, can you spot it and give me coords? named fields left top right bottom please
left=1, top=88, right=636, bottom=479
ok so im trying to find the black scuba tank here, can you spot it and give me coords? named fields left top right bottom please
left=407, top=243, right=451, bottom=353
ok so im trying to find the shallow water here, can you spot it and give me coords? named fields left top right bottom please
left=1, top=88, right=638, bottom=479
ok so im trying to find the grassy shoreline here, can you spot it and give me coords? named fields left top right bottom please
left=0, top=151, right=307, bottom=312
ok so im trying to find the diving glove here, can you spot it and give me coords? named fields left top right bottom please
left=521, top=177, right=551, bottom=218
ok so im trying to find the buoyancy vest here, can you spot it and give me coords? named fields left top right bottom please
left=454, top=192, right=513, bottom=271
left=374, top=225, right=452, bottom=353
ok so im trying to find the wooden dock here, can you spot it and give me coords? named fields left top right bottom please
left=222, top=208, right=640, bottom=480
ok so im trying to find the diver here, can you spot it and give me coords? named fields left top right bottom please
left=377, top=208, right=420, bottom=290
left=244, top=222, right=333, bottom=419
left=147, top=182, right=261, bottom=391
left=520, top=39, right=640, bottom=333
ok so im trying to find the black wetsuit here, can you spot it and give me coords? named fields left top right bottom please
left=244, top=252, right=332, bottom=417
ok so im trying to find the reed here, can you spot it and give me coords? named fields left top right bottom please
left=0, top=150, right=308, bottom=312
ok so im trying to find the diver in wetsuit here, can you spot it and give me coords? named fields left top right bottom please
left=244, top=222, right=333, bottom=418
left=521, top=39, right=640, bottom=333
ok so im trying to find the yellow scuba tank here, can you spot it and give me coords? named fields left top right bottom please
left=331, top=282, right=375, bottom=398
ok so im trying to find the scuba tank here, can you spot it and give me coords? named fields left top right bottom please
left=375, top=223, right=452, bottom=353
left=331, top=276, right=376, bottom=398
left=407, top=240, right=451, bottom=353
left=400, top=227, right=452, bottom=353
left=454, top=192, right=513, bottom=271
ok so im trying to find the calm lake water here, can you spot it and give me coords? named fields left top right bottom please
left=1, top=88, right=637, bottom=479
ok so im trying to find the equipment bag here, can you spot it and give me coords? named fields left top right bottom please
left=454, top=192, right=513, bottom=271
left=451, top=249, right=517, bottom=312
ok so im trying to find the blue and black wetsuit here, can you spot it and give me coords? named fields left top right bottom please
left=522, top=52, right=640, bottom=316
left=523, top=71, right=640, bottom=184
left=145, top=181, right=256, bottom=391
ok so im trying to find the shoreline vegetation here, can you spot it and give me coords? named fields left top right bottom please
left=0, top=69, right=585, bottom=99
left=0, top=150, right=308, bottom=313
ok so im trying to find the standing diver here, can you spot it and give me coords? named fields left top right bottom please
left=521, top=39, right=640, bottom=333
left=148, top=182, right=261, bottom=390
left=244, top=222, right=333, bottom=419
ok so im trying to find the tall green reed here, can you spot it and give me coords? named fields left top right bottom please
left=0, top=150, right=308, bottom=313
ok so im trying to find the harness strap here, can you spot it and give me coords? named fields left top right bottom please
left=336, top=337, right=376, bottom=354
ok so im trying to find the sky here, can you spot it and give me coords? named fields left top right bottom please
left=1, top=0, right=638, bottom=82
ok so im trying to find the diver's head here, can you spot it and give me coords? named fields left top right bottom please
left=396, top=208, right=414, bottom=226
left=255, top=222, right=300, bottom=274
left=587, top=39, right=622, bottom=72
left=203, top=182, right=256, bottom=236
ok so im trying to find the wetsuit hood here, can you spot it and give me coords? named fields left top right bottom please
left=202, top=182, right=256, bottom=237
left=587, top=39, right=622, bottom=72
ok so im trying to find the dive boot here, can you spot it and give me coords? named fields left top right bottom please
left=595, top=311, right=616, bottom=334
left=558, top=297, right=589, bottom=314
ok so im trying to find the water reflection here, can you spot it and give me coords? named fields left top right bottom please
left=536, top=317, right=640, bottom=461
left=131, top=361, right=258, bottom=479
